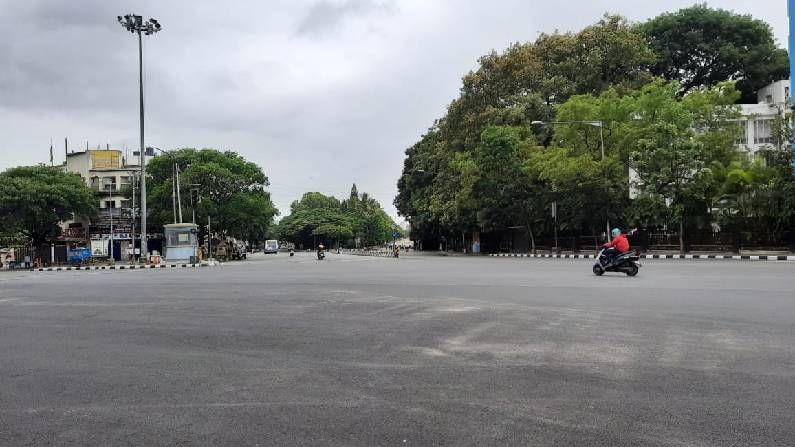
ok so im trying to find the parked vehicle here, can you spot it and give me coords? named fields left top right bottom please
left=264, top=240, right=279, bottom=254
left=230, top=240, right=247, bottom=260
left=592, top=248, right=641, bottom=276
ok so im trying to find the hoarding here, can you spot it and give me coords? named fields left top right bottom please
left=90, top=239, right=108, bottom=257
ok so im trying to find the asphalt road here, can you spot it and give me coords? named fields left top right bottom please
left=1, top=253, right=793, bottom=446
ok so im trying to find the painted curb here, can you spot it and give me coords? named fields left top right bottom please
left=488, top=253, right=795, bottom=261
left=32, top=264, right=208, bottom=272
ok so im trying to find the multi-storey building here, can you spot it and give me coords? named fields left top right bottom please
left=61, top=147, right=154, bottom=259
left=736, top=80, right=790, bottom=155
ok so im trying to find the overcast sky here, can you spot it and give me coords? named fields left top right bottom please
left=1, top=0, right=788, bottom=218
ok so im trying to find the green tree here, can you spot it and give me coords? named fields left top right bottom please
left=342, top=185, right=396, bottom=247
left=638, top=4, right=789, bottom=101
left=630, top=123, right=713, bottom=253
left=280, top=188, right=397, bottom=249
left=0, top=166, right=96, bottom=249
left=146, top=149, right=278, bottom=243
left=397, top=15, right=655, bottom=245
left=278, top=192, right=351, bottom=249
left=554, top=79, right=742, bottom=243
left=470, top=127, right=550, bottom=252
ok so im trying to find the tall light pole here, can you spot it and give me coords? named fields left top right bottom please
left=118, top=14, right=161, bottom=259
left=531, top=120, right=610, bottom=237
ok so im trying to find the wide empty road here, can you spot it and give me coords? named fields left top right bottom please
left=1, top=253, right=793, bottom=446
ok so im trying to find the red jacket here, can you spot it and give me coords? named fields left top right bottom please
left=604, top=233, right=630, bottom=252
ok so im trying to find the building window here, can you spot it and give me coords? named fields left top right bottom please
left=754, top=119, right=773, bottom=145
left=104, top=200, right=116, bottom=209
left=103, top=176, right=117, bottom=191
left=734, top=121, right=747, bottom=145
left=786, top=87, right=790, bottom=99
left=121, top=200, right=132, bottom=209
left=765, top=95, right=773, bottom=104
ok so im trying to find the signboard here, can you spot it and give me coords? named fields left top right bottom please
left=90, top=151, right=121, bottom=169
left=90, top=239, right=108, bottom=257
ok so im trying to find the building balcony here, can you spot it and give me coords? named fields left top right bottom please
left=92, top=184, right=119, bottom=193
left=97, top=208, right=133, bottom=219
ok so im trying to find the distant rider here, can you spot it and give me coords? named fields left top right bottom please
left=602, top=228, right=630, bottom=265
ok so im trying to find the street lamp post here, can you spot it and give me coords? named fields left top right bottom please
left=118, top=14, right=161, bottom=260
left=531, top=120, right=610, bottom=237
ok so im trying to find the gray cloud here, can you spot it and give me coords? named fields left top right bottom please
left=0, top=0, right=788, bottom=218
left=295, top=0, right=395, bottom=36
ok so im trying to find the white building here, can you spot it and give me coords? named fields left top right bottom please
left=65, top=149, right=136, bottom=211
left=60, top=148, right=154, bottom=256
left=736, top=79, right=790, bottom=155
left=630, top=79, right=791, bottom=199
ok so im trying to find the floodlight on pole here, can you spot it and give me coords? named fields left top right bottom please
left=117, top=13, right=162, bottom=260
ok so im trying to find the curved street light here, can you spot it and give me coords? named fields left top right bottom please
left=532, top=120, right=610, bottom=238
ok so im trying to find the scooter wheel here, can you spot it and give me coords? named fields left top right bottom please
left=626, top=264, right=639, bottom=277
left=592, top=264, right=605, bottom=276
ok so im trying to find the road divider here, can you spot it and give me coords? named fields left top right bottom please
left=32, top=264, right=210, bottom=272
left=343, top=249, right=397, bottom=258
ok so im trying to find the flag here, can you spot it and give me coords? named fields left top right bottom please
left=49, top=140, right=53, bottom=166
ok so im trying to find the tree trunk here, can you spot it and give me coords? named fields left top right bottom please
left=679, top=220, right=685, bottom=255
left=527, top=224, right=536, bottom=254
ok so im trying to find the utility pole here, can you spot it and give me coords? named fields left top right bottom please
left=106, top=179, right=114, bottom=264
left=176, top=164, right=183, bottom=223
left=118, top=14, right=162, bottom=259
left=553, top=200, right=558, bottom=252
left=131, top=172, right=136, bottom=261
left=171, top=163, right=177, bottom=224
left=207, top=216, right=212, bottom=261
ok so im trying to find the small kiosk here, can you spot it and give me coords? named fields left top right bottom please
left=163, top=223, right=199, bottom=263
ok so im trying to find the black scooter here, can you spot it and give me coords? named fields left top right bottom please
left=317, top=249, right=325, bottom=260
left=593, top=248, right=641, bottom=276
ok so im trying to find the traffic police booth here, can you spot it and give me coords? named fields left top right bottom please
left=163, top=223, right=199, bottom=263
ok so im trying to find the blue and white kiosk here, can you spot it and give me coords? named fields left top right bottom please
left=163, top=223, right=199, bottom=263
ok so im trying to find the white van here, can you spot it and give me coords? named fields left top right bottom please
left=264, top=240, right=279, bottom=254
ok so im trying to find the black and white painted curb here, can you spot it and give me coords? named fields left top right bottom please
left=33, top=264, right=209, bottom=272
left=489, top=253, right=795, bottom=261
left=344, top=250, right=397, bottom=258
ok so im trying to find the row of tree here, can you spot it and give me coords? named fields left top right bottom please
left=145, top=148, right=278, bottom=243
left=276, top=185, right=398, bottom=249
left=395, top=6, right=795, bottom=252
left=0, top=148, right=280, bottom=249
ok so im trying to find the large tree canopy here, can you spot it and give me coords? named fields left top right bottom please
left=637, top=4, right=789, bottom=102
left=396, top=14, right=655, bottom=243
left=278, top=186, right=396, bottom=249
left=146, top=148, right=278, bottom=243
left=0, top=166, right=96, bottom=246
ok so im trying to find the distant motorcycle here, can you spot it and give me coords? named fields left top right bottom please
left=592, top=248, right=640, bottom=276
left=317, top=250, right=325, bottom=260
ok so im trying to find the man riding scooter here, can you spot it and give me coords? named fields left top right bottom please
left=602, top=228, right=630, bottom=267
